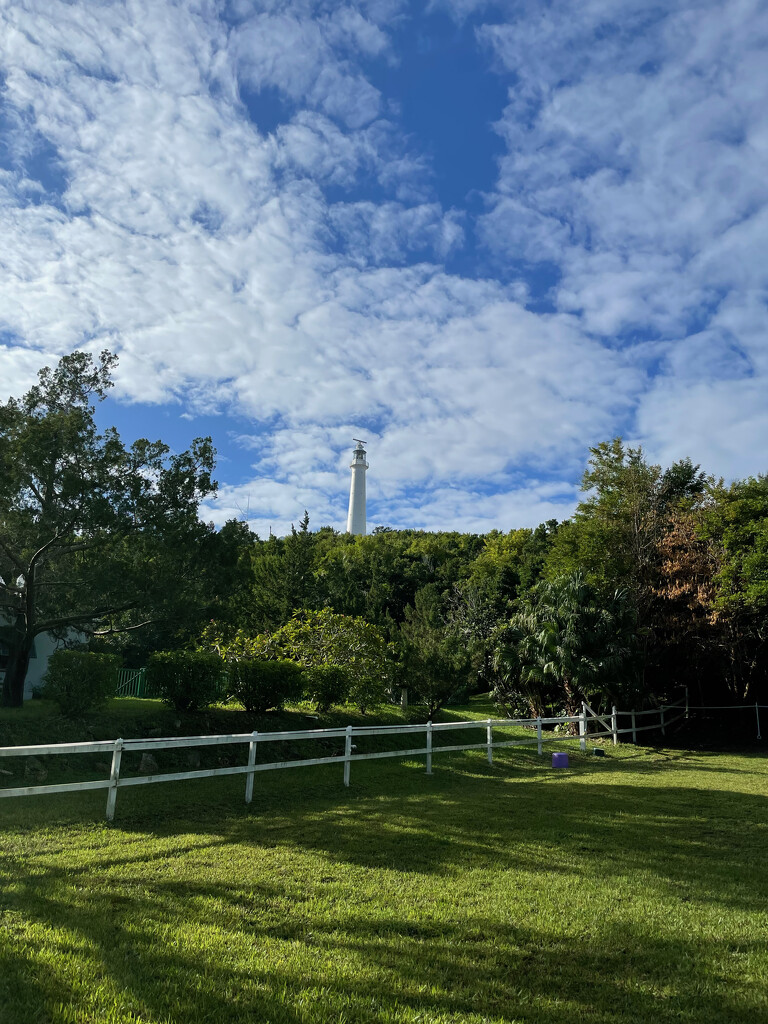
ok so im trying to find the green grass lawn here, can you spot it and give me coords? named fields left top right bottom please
left=1, top=723, right=766, bottom=1024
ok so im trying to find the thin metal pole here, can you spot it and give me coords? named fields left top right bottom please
left=611, top=706, right=618, bottom=746
left=244, top=731, right=258, bottom=804
left=660, top=706, right=666, bottom=737
left=426, top=720, right=433, bottom=774
left=343, top=725, right=353, bottom=787
left=536, top=717, right=542, bottom=756
left=106, top=738, right=123, bottom=822
left=756, top=703, right=762, bottom=741
left=631, top=710, right=637, bottom=744
left=486, top=719, right=493, bottom=765
left=685, top=686, right=689, bottom=719
left=580, top=703, right=587, bottom=752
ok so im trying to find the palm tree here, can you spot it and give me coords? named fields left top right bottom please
left=493, top=572, right=640, bottom=716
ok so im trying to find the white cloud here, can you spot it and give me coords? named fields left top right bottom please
left=0, top=0, right=764, bottom=536
left=637, top=377, right=768, bottom=482
left=479, top=1, right=768, bottom=332
left=0, top=343, right=59, bottom=402
left=473, top=0, right=768, bottom=478
left=232, top=6, right=390, bottom=128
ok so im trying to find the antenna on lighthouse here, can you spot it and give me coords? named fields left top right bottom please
left=346, top=438, right=369, bottom=535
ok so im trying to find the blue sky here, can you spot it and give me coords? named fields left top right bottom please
left=1, top=0, right=766, bottom=536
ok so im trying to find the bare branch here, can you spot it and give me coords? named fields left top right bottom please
left=25, top=477, right=46, bottom=507
left=29, top=530, right=63, bottom=569
left=35, top=602, right=140, bottom=633
left=92, top=619, right=154, bottom=637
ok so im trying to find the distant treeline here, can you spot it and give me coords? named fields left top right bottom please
left=107, top=438, right=767, bottom=716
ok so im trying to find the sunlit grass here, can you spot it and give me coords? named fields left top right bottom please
left=1, top=737, right=766, bottom=1024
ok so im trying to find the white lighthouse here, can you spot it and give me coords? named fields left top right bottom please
left=346, top=438, right=368, bottom=535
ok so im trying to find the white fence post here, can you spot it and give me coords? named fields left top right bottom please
left=106, top=738, right=123, bottom=822
left=660, top=706, right=666, bottom=737
left=244, top=731, right=258, bottom=804
left=756, top=703, right=762, bottom=741
left=16, top=701, right=730, bottom=815
left=343, top=725, right=353, bottom=787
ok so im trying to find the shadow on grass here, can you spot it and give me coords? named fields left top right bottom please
left=1, top=859, right=765, bottom=1024
left=1, top=748, right=767, bottom=1022
left=2, top=748, right=766, bottom=888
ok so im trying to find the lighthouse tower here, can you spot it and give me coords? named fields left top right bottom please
left=346, top=439, right=368, bottom=535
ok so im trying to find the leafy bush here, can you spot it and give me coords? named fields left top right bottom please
left=146, top=651, right=224, bottom=712
left=228, top=659, right=303, bottom=713
left=41, top=650, right=121, bottom=716
left=302, top=664, right=350, bottom=711
left=197, top=623, right=281, bottom=661
left=272, top=609, right=394, bottom=712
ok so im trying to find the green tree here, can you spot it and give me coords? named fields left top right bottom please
left=272, top=608, right=393, bottom=712
left=399, top=584, right=471, bottom=716
left=691, top=478, right=768, bottom=702
left=0, top=350, right=216, bottom=706
left=248, top=512, right=318, bottom=632
left=702, top=476, right=768, bottom=612
left=282, top=511, right=318, bottom=612
left=201, top=519, right=258, bottom=634
left=546, top=439, right=706, bottom=607
left=493, top=572, right=641, bottom=716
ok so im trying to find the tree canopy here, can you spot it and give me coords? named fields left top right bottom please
left=3, top=370, right=765, bottom=721
left=0, top=350, right=216, bottom=706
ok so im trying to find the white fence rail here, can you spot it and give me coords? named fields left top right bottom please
left=0, top=698, right=696, bottom=821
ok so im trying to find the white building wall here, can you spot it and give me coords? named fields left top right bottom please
left=0, top=617, right=78, bottom=700
left=23, top=633, right=64, bottom=699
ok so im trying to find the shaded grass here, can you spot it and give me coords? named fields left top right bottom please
left=1, top=741, right=767, bottom=1023
left=0, top=693, right=534, bottom=787
left=0, top=695, right=428, bottom=747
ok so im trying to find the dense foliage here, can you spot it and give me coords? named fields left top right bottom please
left=272, top=610, right=393, bottom=711
left=2, top=351, right=765, bottom=718
left=192, top=439, right=766, bottom=717
left=41, top=650, right=121, bottom=715
left=301, top=664, right=351, bottom=712
left=399, top=585, right=471, bottom=715
left=0, top=350, right=216, bottom=706
left=146, top=651, right=224, bottom=712
left=493, top=574, right=640, bottom=716
left=227, top=660, right=303, bottom=714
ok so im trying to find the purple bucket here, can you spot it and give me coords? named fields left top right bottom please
left=551, top=752, right=569, bottom=768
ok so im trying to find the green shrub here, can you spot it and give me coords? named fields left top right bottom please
left=41, top=650, right=121, bottom=716
left=270, top=609, right=394, bottom=712
left=302, top=664, right=350, bottom=711
left=228, top=659, right=303, bottom=713
left=146, top=651, right=224, bottom=712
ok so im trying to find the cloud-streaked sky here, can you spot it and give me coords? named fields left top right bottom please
left=1, top=0, right=766, bottom=536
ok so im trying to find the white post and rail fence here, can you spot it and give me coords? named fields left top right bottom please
left=4, top=692, right=756, bottom=822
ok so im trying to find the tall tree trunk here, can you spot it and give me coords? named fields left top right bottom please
left=1, top=638, right=33, bottom=707
left=562, top=676, right=581, bottom=731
